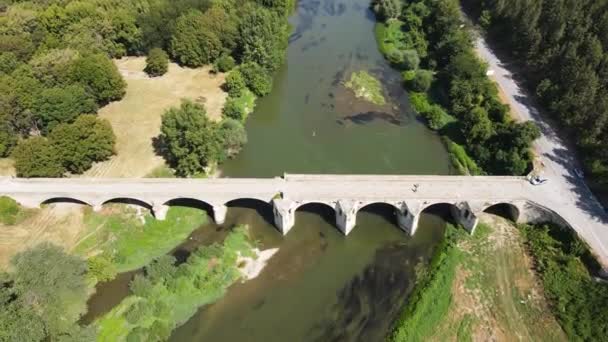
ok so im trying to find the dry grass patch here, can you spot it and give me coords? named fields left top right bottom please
left=84, top=57, right=227, bottom=178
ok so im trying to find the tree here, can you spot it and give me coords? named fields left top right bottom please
left=0, top=119, right=17, bottom=157
left=214, top=54, right=236, bottom=73
left=239, top=62, right=273, bottom=96
left=170, top=10, right=222, bottom=67
left=220, top=119, right=247, bottom=158
left=11, top=243, right=89, bottom=338
left=32, top=85, right=97, bottom=132
left=463, top=106, right=494, bottom=143
left=160, top=100, right=225, bottom=176
left=49, top=115, right=116, bottom=174
left=237, top=4, right=289, bottom=71
left=12, top=137, right=64, bottom=177
left=144, top=48, right=169, bottom=77
left=0, top=52, right=20, bottom=75
left=222, top=98, right=246, bottom=121
left=69, top=54, right=126, bottom=104
left=373, top=0, right=401, bottom=21
left=224, top=69, right=246, bottom=97
left=409, top=69, right=433, bottom=92
left=402, top=49, right=420, bottom=70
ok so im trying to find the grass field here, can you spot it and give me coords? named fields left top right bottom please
left=389, top=214, right=565, bottom=341
left=83, top=57, right=227, bottom=178
left=73, top=205, right=207, bottom=272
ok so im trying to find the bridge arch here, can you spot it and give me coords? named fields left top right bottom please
left=482, top=202, right=520, bottom=223
left=356, top=202, right=400, bottom=227
left=163, top=198, right=214, bottom=219
left=41, top=197, right=91, bottom=207
left=225, top=198, right=275, bottom=226
left=295, top=201, right=337, bottom=228
left=101, top=198, right=153, bottom=210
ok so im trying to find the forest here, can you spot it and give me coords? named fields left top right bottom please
left=0, top=0, right=291, bottom=177
left=374, top=0, right=539, bottom=176
left=463, top=0, right=608, bottom=188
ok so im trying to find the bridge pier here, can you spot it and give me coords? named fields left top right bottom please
left=335, top=200, right=357, bottom=235
left=272, top=199, right=294, bottom=235
left=397, top=210, right=419, bottom=235
left=212, top=204, right=227, bottom=225
left=153, top=204, right=169, bottom=220
left=450, top=204, right=479, bottom=234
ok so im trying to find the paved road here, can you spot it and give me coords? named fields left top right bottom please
left=474, top=35, right=608, bottom=270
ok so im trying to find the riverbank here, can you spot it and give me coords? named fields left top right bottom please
left=373, top=0, right=537, bottom=176
left=96, top=226, right=255, bottom=341
left=389, top=216, right=566, bottom=341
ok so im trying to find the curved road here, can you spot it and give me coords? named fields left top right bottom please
left=475, top=35, right=608, bottom=272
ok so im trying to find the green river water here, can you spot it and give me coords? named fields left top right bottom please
left=87, top=0, right=454, bottom=340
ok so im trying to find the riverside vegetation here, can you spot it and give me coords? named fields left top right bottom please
left=0, top=0, right=292, bottom=178
left=462, top=0, right=608, bottom=202
left=373, top=0, right=539, bottom=175
left=389, top=218, right=606, bottom=341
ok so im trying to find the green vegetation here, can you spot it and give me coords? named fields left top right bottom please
left=96, top=226, right=254, bottom=341
left=12, top=115, right=115, bottom=177
left=0, top=196, right=35, bottom=225
left=0, top=243, right=94, bottom=341
left=1, top=0, right=292, bottom=176
left=74, top=206, right=207, bottom=274
left=223, top=89, right=257, bottom=121
left=373, top=0, right=539, bottom=176
left=145, top=164, right=176, bottom=178
left=463, top=0, right=608, bottom=189
left=389, top=224, right=465, bottom=341
left=444, top=138, right=482, bottom=175
left=521, top=222, right=608, bottom=340
left=144, top=48, right=169, bottom=77
left=344, top=70, right=386, bottom=106
left=391, top=219, right=568, bottom=341
left=159, top=100, right=226, bottom=176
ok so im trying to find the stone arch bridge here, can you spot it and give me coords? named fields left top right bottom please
left=2, top=174, right=607, bottom=272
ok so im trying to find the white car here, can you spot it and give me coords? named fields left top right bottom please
left=530, top=176, right=548, bottom=185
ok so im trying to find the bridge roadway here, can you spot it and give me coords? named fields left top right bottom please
left=1, top=174, right=608, bottom=273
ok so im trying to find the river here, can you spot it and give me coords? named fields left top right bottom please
left=87, top=0, right=453, bottom=339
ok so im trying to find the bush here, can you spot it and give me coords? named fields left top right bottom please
left=423, top=105, right=450, bottom=130
left=238, top=62, right=273, bottom=96
left=49, top=115, right=116, bottom=174
left=224, top=70, right=246, bottom=97
left=409, top=69, right=433, bottom=92
left=144, top=48, right=169, bottom=77
left=0, top=196, right=20, bottom=225
left=401, top=70, right=416, bottom=82
left=87, top=255, right=117, bottom=282
left=214, top=54, right=235, bottom=72
left=12, top=137, right=64, bottom=177
left=222, top=97, right=246, bottom=121
left=409, top=92, right=432, bottom=113
left=0, top=121, right=17, bottom=157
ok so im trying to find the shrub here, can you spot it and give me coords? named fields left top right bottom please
left=423, top=105, right=450, bottom=130
left=401, top=70, right=416, bottom=82
left=12, top=137, right=64, bottom=177
left=0, top=196, right=20, bottom=225
left=220, top=119, right=247, bottom=157
left=0, top=121, right=17, bottom=157
left=222, top=97, right=246, bottom=121
left=224, top=70, right=246, bottom=97
left=214, top=54, right=235, bottom=72
left=410, top=69, right=433, bottom=92
left=238, top=62, right=273, bottom=96
left=87, top=255, right=117, bottom=282
left=409, top=92, right=432, bottom=113
left=144, top=48, right=169, bottom=77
